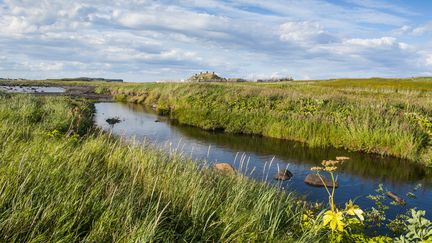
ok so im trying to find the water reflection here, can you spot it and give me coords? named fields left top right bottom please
left=127, top=102, right=431, bottom=185
left=0, top=85, right=65, bottom=93
left=94, top=102, right=432, bottom=218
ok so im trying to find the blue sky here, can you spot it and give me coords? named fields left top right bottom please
left=0, top=0, right=431, bottom=82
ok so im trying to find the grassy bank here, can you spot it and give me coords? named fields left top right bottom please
left=0, top=94, right=325, bottom=242
left=2, top=77, right=432, bottom=165
left=1, top=93, right=431, bottom=241
left=104, top=80, right=432, bottom=165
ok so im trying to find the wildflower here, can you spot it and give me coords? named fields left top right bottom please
left=313, top=202, right=323, bottom=211
left=323, top=210, right=345, bottom=232
left=311, top=166, right=323, bottom=172
left=303, top=210, right=313, bottom=221
left=345, top=200, right=364, bottom=221
left=324, top=166, right=338, bottom=172
left=321, top=160, right=330, bottom=166
left=322, top=160, right=339, bottom=166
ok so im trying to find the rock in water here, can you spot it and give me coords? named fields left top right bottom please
left=274, top=170, right=293, bottom=181
left=213, top=163, right=236, bottom=175
left=106, top=117, right=121, bottom=125
left=386, top=192, right=406, bottom=205
left=304, top=174, right=338, bottom=188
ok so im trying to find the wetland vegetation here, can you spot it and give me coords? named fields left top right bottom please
left=103, top=78, right=432, bottom=165
left=1, top=77, right=432, bottom=241
left=0, top=94, right=318, bottom=241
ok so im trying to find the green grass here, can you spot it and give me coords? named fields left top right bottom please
left=106, top=81, right=432, bottom=165
left=0, top=92, right=428, bottom=242
left=0, top=94, right=327, bottom=242
left=2, top=77, right=432, bottom=165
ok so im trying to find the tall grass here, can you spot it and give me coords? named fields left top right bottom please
left=106, top=82, right=432, bottom=165
left=0, top=94, right=325, bottom=242
left=2, top=78, right=432, bottom=164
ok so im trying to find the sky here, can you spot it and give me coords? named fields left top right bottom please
left=0, top=0, right=431, bottom=82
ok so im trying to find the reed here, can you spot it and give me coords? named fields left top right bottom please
left=106, top=81, right=432, bottom=165
left=0, top=94, right=325, bottom=242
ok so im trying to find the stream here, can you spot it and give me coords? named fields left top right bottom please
left=94, top=102, right=432, bottom=221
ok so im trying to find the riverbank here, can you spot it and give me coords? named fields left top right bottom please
left=2, top=78, right=432, bottom=165
left=0, top=93, right=321, bottom=241
left=94, top=102, right=432, bottom=225
left=2, top=93, right=431, bottom=241
left=108, top=80, right=432, bottom=165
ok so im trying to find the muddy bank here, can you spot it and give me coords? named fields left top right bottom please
left=63, top=86, right=112, bottom=100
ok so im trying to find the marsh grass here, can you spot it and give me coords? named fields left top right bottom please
left=0, top=95, right=326, bottom=242
left=108, top=82, right=432, bottom=165
left=2, top=78, right=432, bottom=165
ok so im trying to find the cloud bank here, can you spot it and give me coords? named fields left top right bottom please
left=0, top=0, right=431, bottom=81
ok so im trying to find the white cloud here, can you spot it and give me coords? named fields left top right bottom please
left=21, top=61, right=65, bottom=72
left=114, top=7, right=229, bottom=32
left=0, top=16, right=37, bottom=35
left=344, top=37, right=396, bottom=47
left=426, top=55, right=432, bottom=66
left=279, top=21, right=324, bottom=42
left=0, top=0, right=430, bottom=81
left=413, top=22, right=432, bottom=35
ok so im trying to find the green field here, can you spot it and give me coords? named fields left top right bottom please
left=0, top=94, right=324, bottom=242
left=108, top=78, right=432, bottom=165
left=2, top=77, right=432, bottom=165
left=1, top=86, right=431, bottom=241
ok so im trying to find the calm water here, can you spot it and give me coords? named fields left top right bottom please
left=94, top=102, right=432, bottom=220
left=0, top=85, right=65, bottom=93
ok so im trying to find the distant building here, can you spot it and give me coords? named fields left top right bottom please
left=186, top=72, right=226, bottom=82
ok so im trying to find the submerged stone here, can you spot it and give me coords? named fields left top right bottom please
left=274, top=170, right=293, bottom=181
left=213, top=163, right=236, bottom=175
left=106, top=117, right=121, bottom=125
left=304, top=174, right=338, bottom=188
left=386, top=191, right=406, bottom=205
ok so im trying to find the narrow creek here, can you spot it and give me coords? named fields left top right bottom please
left=94, top=102, right=432, bottom=220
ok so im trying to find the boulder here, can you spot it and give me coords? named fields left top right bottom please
left=274, top=170, right=293, bottom=181
left=304, top=174, right=338, bottom=188
left=213, top=163, right=236, bottom=175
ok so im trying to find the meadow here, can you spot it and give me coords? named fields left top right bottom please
left=105, top=78, right=432, bottom=165
left=0, top=93, right=323, bottom=242
left=2, top=77, right=432, bottom=165
left=0, top=89, right=431, bottom=241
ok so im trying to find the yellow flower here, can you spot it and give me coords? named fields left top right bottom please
left=323, top=210, right=345, bottom=232
left=324, top=166, right=338, bottom=172
left=311, top=166, right=323, bottom=172
left=345, top=200, right=364, bottom=221
left=336, top=156, right=351, bottom=161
